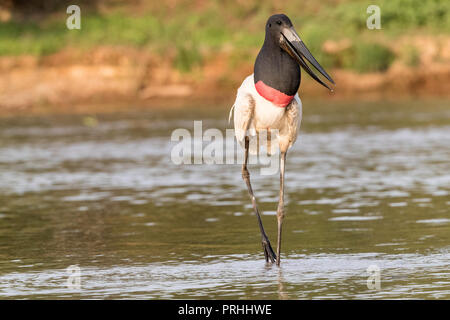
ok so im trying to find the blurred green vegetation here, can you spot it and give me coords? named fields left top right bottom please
left=0, top=0, right=449, bottom=72
left=346, top=43, right=396, bottom=73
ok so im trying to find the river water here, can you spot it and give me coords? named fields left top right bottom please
left=0, top=99, right=449, bottom=299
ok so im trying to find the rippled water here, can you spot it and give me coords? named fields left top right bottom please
left=0, top=100, right=449, bottom=299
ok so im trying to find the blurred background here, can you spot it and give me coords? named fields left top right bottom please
left=0, top=0, right=449, bottom=112
left=0, top=1, right=449, bottom=299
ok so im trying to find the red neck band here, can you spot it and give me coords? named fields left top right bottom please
left=255, top=80, right=294, bottom=107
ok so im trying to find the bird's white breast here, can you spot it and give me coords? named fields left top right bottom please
left=235, top=74, right=301, bottom=131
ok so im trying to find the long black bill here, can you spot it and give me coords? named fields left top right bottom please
left=281, top=27, right=335, bottom=91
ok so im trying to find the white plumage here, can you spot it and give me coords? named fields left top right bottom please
left=230, top=74, right=302, bottom=155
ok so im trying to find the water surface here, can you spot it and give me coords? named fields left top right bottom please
left=0, top=99, right=449, bottom=299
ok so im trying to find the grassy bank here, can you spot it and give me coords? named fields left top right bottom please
left=1, top=0, right=449, bottom=73
left=1, top=0, right=449, bottom=112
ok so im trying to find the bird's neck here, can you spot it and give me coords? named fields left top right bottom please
left=254, top=40, right=301, bottom=107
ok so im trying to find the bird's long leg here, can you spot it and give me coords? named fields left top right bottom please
left=242, top=136, right=276, bottom=263
left=276, top=151, right=287, bottom=266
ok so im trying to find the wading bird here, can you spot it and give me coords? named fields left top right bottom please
left=230, top=14, right=334, bottom=266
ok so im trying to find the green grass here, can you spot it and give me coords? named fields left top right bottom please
left=352, top=43, right=396, bottom=72
left=1, top=0, right=449, bottom=72
left=0, top=20, right=66, bottom=55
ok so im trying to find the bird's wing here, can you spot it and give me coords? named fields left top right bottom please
left=231, top=74, right=259, bottom=152
left=233, top=92, right=255, bottom=148
left=282, top=95, right=302, bottom=152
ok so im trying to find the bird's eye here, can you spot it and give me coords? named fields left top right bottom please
left=268, top=23, right=271, bottom=28
left=276, top=20, right=282, bottom=25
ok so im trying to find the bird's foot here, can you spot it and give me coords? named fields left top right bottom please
left=262, top=236, right=277, bottom=263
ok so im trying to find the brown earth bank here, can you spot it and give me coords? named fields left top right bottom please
left=1, top=44, right=449, bottom=116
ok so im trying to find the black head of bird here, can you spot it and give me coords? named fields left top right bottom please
left=254, top=14, right=335, bottom=95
